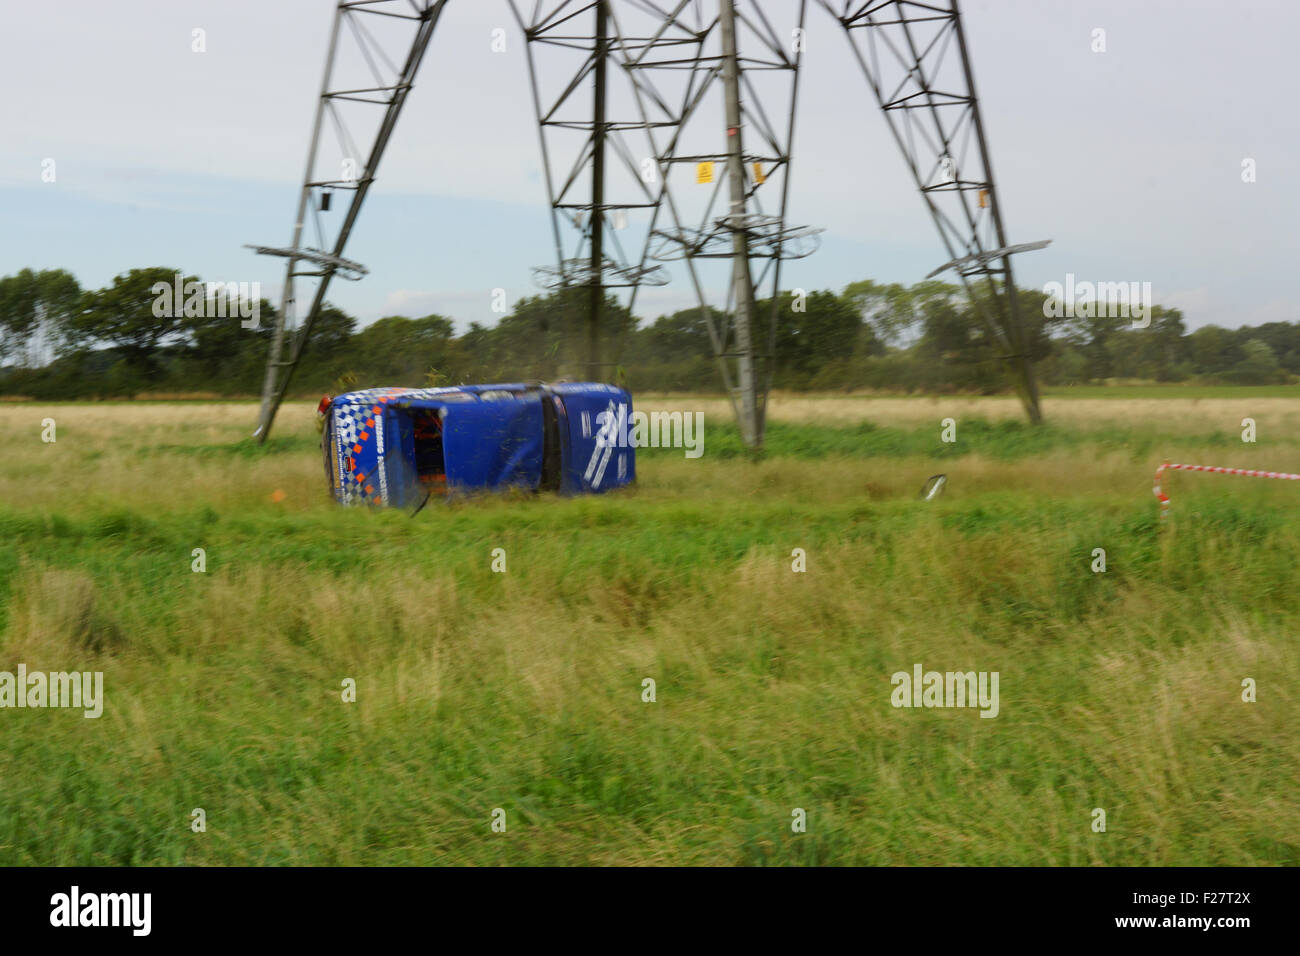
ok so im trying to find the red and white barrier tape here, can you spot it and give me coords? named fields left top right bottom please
left=1153, top=461, right=1300, bottom=518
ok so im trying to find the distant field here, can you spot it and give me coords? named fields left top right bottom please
left=1039, top=384, right=1300, bottom=400
left=0, top=391, right=1297, bottom=865
left=11, top=380, right=1300, bottom=405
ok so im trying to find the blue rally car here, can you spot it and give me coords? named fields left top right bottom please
left=319, top=382, right=635, bottom=507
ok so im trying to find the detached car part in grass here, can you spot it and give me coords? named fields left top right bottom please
left=320, top=382, right=636, bottom=507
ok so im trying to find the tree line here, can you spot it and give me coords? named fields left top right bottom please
left=0, top=265, right=1295, bottom=400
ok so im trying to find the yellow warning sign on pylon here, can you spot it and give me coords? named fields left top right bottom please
left=978, top=189, right=989, bottom=208
left=696, top=161, right=714, bottom=184
left=753, top=163, right=766, bottom=184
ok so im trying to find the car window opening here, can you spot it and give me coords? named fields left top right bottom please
left=411, top=407, right=446, bottom=491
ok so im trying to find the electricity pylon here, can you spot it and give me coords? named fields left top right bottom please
left=818, top=0, right=1049, bottom=423
left=622, top=0, right=820, bottom=449
left=250, top=0, right=450, bottom=443
left=510, top=0, right=670, bottom=381
left=250, top=0, right=1043, bottom=445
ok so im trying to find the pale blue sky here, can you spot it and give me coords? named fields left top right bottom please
left=1, top=0, right=1295, bottom=332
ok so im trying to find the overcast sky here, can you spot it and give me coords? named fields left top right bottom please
left=1, top=0, right=1296, bottom=332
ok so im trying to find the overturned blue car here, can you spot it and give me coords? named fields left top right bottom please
left=320, top=382, right=635, bottom=507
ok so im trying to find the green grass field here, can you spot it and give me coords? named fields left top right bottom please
left=1, top=392, right=1297, bottom=865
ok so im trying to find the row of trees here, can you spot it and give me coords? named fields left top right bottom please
left=0, top=265, right=1294, bottom=400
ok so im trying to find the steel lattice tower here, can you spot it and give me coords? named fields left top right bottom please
left=251, top=0, right=1045, bottom=447
left=509, top=1, right=671, bottom=380
left=616, top=0, right=819, bottom=449
left=251, top=0, right=451, bottom=443
left=818, top=0, right=1049, bottom=424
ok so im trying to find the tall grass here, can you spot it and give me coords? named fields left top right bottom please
left=0, top=397, right=1296, bottom=865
